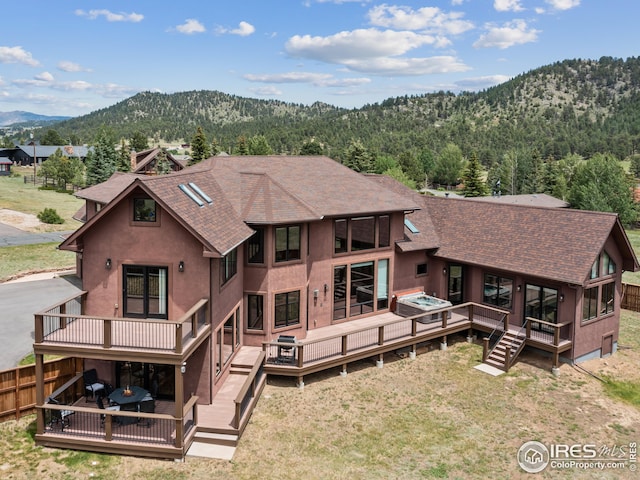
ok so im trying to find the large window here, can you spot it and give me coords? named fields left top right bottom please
left=525, top=284, right=557, bottom=334
left=123, top=265, right=167, bottom=318
left=600, top=282, right=615, bottom=316
left=583, top=287, right=598, bottom=321
left=333, top=259, right=390, bottom=320
left=275, top=225, right=301, bottom=262
left=591, top=251, right=616, bottom=279
left=247, top=294, right=264, bottom=330
left=275, top=291, right=300, bottom=328
left=221, top=248, right=237, bottom=285
left=483, top=273, right=513, bottom=309
left=247, top=228, right=264, bottom=264
left=334, top=215, right=391, bottom=254
left=133, top=198, right=157, bottom=222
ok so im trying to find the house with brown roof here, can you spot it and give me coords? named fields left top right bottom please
left=130, top=147, right=185, bottom=174
left=32, top=155, right=638, bottom=460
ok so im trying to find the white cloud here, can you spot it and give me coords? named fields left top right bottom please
left=175, top=19, right=206, bottom=35
left=473, top=20, right=540, bottom=49
left=455, top=74, right=511, bottom=89
left=367, top=5, right=474, bottom=35
left=494, top=0, right=525, bottom=12
left=0, top=46, right=40, bottom=66
left=75, top=9, right=143, bottom=23
left=286, top=29, right=435, bottom=63
left=57, top=61, right=91, bottom=73
left=12, top=71, right=55, bottom=87
left=35, top=72, right=55, bottom=82
left=217, top=21, right=255, bottom=37
left=342, top=56, right=471, bottom=76
left=545, top=0, right=580, bottom=10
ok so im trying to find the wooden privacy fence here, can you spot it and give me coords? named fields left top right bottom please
left=622, top=283, right=640, bottom=312
left=0, top=357, right=81, bottom=423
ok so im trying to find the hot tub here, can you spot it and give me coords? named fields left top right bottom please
left=395, top=292, right=452, bottom=323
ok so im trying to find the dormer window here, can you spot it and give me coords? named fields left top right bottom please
left=133, top=198, right=157, bottom=222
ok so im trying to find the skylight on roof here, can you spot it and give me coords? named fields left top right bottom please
left=178, top=184, right=204, bottom=207
left=404, top=218, right=420, bottom=234
left=188, top=182, right=212, bottom=204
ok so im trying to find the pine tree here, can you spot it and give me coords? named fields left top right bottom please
left=343, top=139, right=374, bottom=173
left=189, top=126, right=211, bottom=164
left=116, top=139, right=131, bottom=172
left=236, top=135, right=249, bottom=155
left=85, top=130, right=117, bottom=186
left=461, top=152, right=489, bottom=197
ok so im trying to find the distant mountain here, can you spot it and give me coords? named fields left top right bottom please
left=22, top=56, right=640, bottom=163
left=0, top=111, right=72, bottom=127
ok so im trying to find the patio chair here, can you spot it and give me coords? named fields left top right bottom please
left=96, top=394, right=120, bottom=426
left=47, top=396, right=75, bottom=431
left=137, top=395, right=155, bottom=427
left=83, top=368, right=106, bottom=402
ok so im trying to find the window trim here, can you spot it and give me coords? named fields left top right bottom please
left=247, top=227, right=265, bottom=264
left=274, top=290, right=301, bottom=329
left=132, top=197, right=158, bottom=224
left=246, top=293, right=265, bottom=332
left=122, top=265, right=168, bottom=319
left=333, top=215, right=392, bottom=255
left=416, top=262, right=428, bottom=277
left=482, top=273, right=513, bottom=310
left=221, top=248, right=237, bottom=285
left=275, top=225, right=301, bottom=263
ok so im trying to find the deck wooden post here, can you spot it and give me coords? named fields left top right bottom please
left=297, top=345, right=304, bottom=368
left=342, top=335, right=348, bottom=355
left=103, top=320, right=112, bottom=348
left=175, top=324, right=183, bottom=354
left=35, top=314, right=43, bottom=343
left=482, top=337, right=489, bottom=362
left=378, top=326, right=384, bottom=345
left=503, top=313, right=509, bottom=331
left=191, top=313, right=198, bottom=338
left=554, top=327, right=560, bottom=346
left=411, top=318, right=417, bottom=337
left=468, top=304, right=474, bottom=322
left=505, top=347, right=511, bottom=371
left=526, top=320, right=531, bottom=339
left=174, top=364, right=185, bottom=449
left=60, top=303, right=67, bottom=329
left=442, top=311, right=448, bottom=328
left=35, top=354, right=44, bottom=434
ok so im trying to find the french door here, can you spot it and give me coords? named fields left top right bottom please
left=123, top=265, right=168, bottom=318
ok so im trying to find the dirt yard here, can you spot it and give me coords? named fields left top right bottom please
left=0, top=209, right=43, bottom=231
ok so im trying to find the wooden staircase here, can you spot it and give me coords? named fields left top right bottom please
left=483, top=330, right=526, bottom=372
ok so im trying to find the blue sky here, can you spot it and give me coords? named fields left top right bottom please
left=1, top=0, right=638, bottom=117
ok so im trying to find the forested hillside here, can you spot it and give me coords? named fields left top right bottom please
left=39, top=56, right=640, bottom=165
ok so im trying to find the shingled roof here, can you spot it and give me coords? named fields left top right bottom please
left=65, top=156, right=419, bottom=256
left=422, top=196, right=637, bottom=285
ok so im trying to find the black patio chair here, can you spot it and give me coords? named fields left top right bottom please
left=137, top=394, right=155, bottom=428
left=96, top=394, right=120, bottom=426
left=83, top=368, right=106, bottom=402
left=47, top=396, right=75, bottom=431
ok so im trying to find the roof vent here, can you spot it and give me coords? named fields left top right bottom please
left=188, top=182, right=212, bottom=204
left=178, top=184, right=204, bottom=207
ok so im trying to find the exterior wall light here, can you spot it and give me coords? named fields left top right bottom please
left=442, top=267, right=447, bottom=276
left=517, top=285, right=522, bottom=292
left=105, top=258, right=112, bottom=270
left=560, top=293, right=565, bottom=302
left=181, top=362, right=186, bottom=374
left=178, top=261, right=185, bottom=272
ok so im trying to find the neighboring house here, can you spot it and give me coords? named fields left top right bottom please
left=0, top=158, right=11, bottom=176
left=11, top=145, right=91, bottom=165
left=130, top=147, right=185, bottom=174
left=32, top=155, right=638, bottom=460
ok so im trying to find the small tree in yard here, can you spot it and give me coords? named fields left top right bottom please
left=85, top=130, right=117, bottom=186
left=38, top=208, right=64, bottom=224
left=38, top=148, right=85, bottom=189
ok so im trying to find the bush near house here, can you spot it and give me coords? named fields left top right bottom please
left=37, top=208, right=64, bottom=224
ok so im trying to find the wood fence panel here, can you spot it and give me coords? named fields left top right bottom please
left=622, top=283, right=640, bottom=312
left=0, top=357, right=81, bottom=423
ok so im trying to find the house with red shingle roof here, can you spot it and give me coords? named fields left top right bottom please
left=32, top=155, right=638, bottom=460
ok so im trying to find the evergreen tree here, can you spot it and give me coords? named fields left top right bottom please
left=374, top=155, right=398, bottom=174
left=300, top=139, right=324, bottom=155
left=130, top=131, right=149, bottom=152
left=41, top=129, right=66, bottom=146
left=461, top=152, right=489, bottom=197
left=248, top=134, right=273, bottom=155
left=382, top=165, right=416, bottom=190
left=236, top=135, right=249, bottom=155
left=154, top=149, right=171, bottom=175
left=398, top=151, right=424, bottom=186
left=116, top=139, right=131, bottom=172
left=85, top=130, right=117, bottom=186
left=211, top=137, right=221, bottom=156
left=343, top=139, right=374, bottom=173
left=190, top=126, right=211, bottom=164
left=568, top=153, right=637, bottom=225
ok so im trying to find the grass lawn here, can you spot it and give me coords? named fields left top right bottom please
left=1, top=311, right=639, bottom=479
left=622, top=228, right=640, bottom=284
left=0, top=167, right=83, bottom=233
left=0, top=243, right=76, bottom=282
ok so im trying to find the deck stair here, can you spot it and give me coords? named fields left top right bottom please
left=484, top=329, right=526, bottom=372
left=187, top=347, right=265, bottom=458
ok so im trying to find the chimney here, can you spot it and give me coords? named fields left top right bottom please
left=130, top=150, right=137, bottom=170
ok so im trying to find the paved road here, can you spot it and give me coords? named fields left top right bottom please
left=0, top=222, right=75, bottom=246
left=0, top=274, right=81, bottom=370
left=0, top=221, right=80, bottom=369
